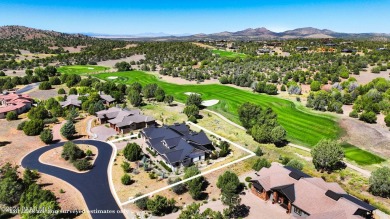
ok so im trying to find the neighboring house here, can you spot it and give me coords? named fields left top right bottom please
left=258, top=48, right=272, bottom=54
left=296, top=46, right=309, bottom=51
left=140, top=123, right=213, bottom=171
left=99, top=94, right=115, bottom=105
left=250, top=163, right=376, bottom=219
left=0, top=93, right=33, bottom=119
left=342, top=48, right=356, bottom=53
left=60, top=93, right=115, bottom=108
left=96, top=107, right=155, bottom=134
left=60, top=94, right=83, bottom=108
left=325, top=43, right=337, bottom=47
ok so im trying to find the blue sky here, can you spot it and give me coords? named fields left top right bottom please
left=0, top=0, right=388, bottom=34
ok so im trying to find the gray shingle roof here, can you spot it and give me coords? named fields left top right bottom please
left=96, top=107, right=152, bottom=128
left=142, top=124, right=211, bottom=165
left=100, top=94, right=115, bottom=103
left=59, top=95, right=82, bottom=107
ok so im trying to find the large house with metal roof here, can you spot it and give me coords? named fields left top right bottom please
left=140, top=123, right=213, bottom=171
left=250, top=163, right=376, bottom=219
left=96, top=107, right=155, bottom=134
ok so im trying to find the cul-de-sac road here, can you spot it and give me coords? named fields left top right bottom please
left=21, top=139, right=125, bottom=219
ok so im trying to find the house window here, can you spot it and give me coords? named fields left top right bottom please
left=294, top=207, right=302, bottom=216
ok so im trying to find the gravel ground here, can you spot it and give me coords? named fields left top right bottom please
left=27, top=84, right=69, bottom=100
left=340, top=117, right=390, bottom=158
left=97, top=55, right=145, bottom=68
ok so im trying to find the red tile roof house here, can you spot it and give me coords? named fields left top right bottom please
left=96, top=107, right=155, bottom=134
left=250, top=163, right=376, bottom=219
left=0, top=93, right=33, bottom=119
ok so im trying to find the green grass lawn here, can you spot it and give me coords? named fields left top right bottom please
left=212, top=49, right=247, bottom=58
left=95, top=71, right=341, bottom=147
left=341, top=142, right=385, bottom=166
left=57, top=65, right=109, bottom=75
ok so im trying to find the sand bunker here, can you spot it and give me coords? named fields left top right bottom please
left=88, top=67, right=94, bottom=70
left=201, top=100, right=219, bottom=106
left=184, top=92, right=201, bottom=96
left=107, top=76, right=118, bottom=80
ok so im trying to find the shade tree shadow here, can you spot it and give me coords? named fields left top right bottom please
left=0, top=141, right=11, bottom=147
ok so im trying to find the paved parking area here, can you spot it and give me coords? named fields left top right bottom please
left=91, top=125, right=117, bottom=141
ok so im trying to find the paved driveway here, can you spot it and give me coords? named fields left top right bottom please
left=91, top=125, right=117, bottom=141
left=21, top=140, right=124, bottom=219
left=16, top=82, right=40, bottom=94
left=52, top=121, right=66, bottom=142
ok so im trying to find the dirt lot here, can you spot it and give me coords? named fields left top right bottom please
left=354, top=66, right=389, bottom=84
left=112, top=153, right=170, bottom=203
left=97, top=55, right=145, bottom=68
left=192, top=42, right=216, bottom=49
left=113, top=44, right=137, bottom=50
left=0, top=116, right=43, bottom=167
left=49, top=46, right=87, bottom=53
left=40, top=144, right=98, bottom=173
left=27, top=84, right=69, bottom=100
left=3, top=69, right=27, bottom=77
left=340, top=116, right=390, bottom=158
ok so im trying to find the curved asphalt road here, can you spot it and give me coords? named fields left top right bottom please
left=16, top=82, right=40, bottom=94
left=21, top=139, right=125, bottom=219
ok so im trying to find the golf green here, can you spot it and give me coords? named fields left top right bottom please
left=341, top=142, right=385, bottom=166
left=58, top=65, right=109, bottom=75
left=212, top=49, right=247, bottom=58
left=95, top=71, right=341, bottom=147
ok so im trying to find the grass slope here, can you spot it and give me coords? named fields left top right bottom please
left=341, top=142, right=385, bottom=166
left=95, top=71, right=340, bottom=147
left=58, top=65, right=109, bottom=75
left=212, top=49, right=247, bottom=58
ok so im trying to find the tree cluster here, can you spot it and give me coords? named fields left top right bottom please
left=238, top=102, right=286, bottom=145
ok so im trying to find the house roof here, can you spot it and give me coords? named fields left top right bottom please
left=100, top=94, right=115, bottom=103
left=60, top=93, right=115, bottom=108
left=59, top=94, right=83, bottom=107
left=97, top=107, right=154, bottom=128
left=0, top=93, right=33, bottom=114
left=142, top=123, right=211, bottom=164
left=252, top=163, right=375, bottom=218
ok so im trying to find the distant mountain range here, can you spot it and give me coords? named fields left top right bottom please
left=102, top=27, right=390, bottom=41
left=84, top=32, right=192, bottom=38
left=1, top=25, right=389, bottom=41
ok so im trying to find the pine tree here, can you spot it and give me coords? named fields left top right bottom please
left=60, top=120, right=76, bottom=139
